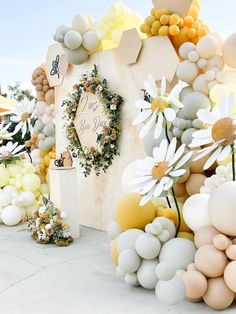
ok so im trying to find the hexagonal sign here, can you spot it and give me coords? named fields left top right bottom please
left=45, top=43, right=68, bottom=87
left=152, top=0, right=193, bottom=17
left=74, top=92, right=109, bottom=148
left=118, top=28, right=142, bottom=65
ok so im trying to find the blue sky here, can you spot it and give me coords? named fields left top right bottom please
left=0, top=0, right=235, bottom=93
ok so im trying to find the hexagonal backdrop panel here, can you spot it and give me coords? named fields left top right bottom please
left=118, top=29, right=142, bottom=65
left=152, top=0, right=193, bottom=17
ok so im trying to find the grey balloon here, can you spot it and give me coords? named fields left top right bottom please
left=143, top=128, right=173, bottom=157
left=181, top=128, right=196, bottom=145
left=182, top=92, right=211, bottom=120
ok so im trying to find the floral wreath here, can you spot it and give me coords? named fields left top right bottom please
left=63, top=65, right=124, bottom=177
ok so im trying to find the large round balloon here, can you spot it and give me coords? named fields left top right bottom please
left=22, top=174, right=41, bottom=192
left=1, top=205, right=22, bottom=226
left=155, top=277, right=186, bottom=305
left=208, top=182, right=236, bottom=236
left=222, top=33, right=236, bottom=69
left=117, top=229, right=144, bottom=253
left=183, top=193, right=210, bottom=232
left=115, top=193, right=155, bottom=231
left=137, top=259, right=158, bottom=289
left=135, top=233, right=161, bottom=259
left=118, top=249, right=141, bottom=274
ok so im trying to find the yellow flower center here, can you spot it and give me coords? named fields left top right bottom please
left=151, top=97, right=168, bottom=113
left=211, top=117, right=236, bottom=146
left=21, top=112, right=30, bottom=122
left=151, top=162, right=168, bottom=180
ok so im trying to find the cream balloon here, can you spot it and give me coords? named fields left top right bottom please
left=64, top=30, right=82, bottom=50
left=224, top=261, right=236, bottom=292
left=82, top=31, right=101, bottom=52
left=176, top=60, right=199, bottom=83
left=223, top=33, right=236, bottom=69
left=72, top=14, right=90, bottom=34
left=196, top=35, right=218, bottom=59
left=66, top=47, right=89, bottom=65
left=182, top=270, right=207, bottom=299
left=117, top=229, right=144, bottom=253
left=118, top=249, right=141, bottom=274
left=155, top=277, right=186, bottom=305
left=135, top=234, right=161, bottom=259
left=125, top=273, right=139, bottom=286
left=137, top=259, right=158, bottom=289
left=1, top=205, right=22, bottom=226
left=183, top=193, right=210, bottom=232
left=107, top=221, right=121, bottom=240
left=194, top=225, right=220, bottom=248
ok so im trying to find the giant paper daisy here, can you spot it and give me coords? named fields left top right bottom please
left=0, top=122, right=16, bottom=144
left=133, top=76, right=185, bottom=140
left=10, top=100, right=35, bottom=138
left=131, top=138, right=193, bottom=205
left=189, top=93, right=236, bottom=170
left=0, top=141, right=25, bottom=161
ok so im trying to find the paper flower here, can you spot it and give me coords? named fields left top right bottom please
left=131, top=138, right=193, bottom=205
left=0, top=122, right=15, bottom=144
left=0, top=142, right=25, bottom=161
left=189, top=93, right=235, bottom=170
left=133, top=76, right=185, bottom=139
left=11, top=100, right=35, bottom=138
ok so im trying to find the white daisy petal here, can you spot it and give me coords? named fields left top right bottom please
left=189, top=137, right=214, bottom=148
left=169, top=144, right=186, bottom=166
left=192, top=129, right=211, bottom=139
left=227, top=93, right=235, bottom=117
left=158, top=139, right=168, bottom=161
left=139, top=187, right=155, bottom=206
left=144, top=76, right=157, bottom=99
left=167, top=81, right=187, bottom=102
left=13, top=145, right=25, bottom=154
left=131, top=176, right=153, bottom=186
left=219, top=95, right=228, bottom=117
left=175, top=151, right=193, bottom=169
left=135, top=157, right=154, bottom=170
left=140, top=178, right=157, bottom=195
left=197, top=109, right=217, bottom=125
left=166, top=138, right=177, bottom=162
left=135, top=100, right=151, bottom=110
left=153, top=182, right=164, bottom=197
left=21, top=123, right=27, bottom=138
left=164, top=108, right=176, bottom=122
left=10, top=115, right=20, bottom=123
left=217, top=145, right=231, bottom=162
left=193, top=144, right=219, bottom=161
left=154, top=112, right=164, bottom=139
left=203, top=147, right=222, bottom=170
left=139, top=112, right=157, bottom=139
left=170, top=169, right=186, bottom=177
left=133, top=109, right=152, bottom=125
left=161, top=77, right=166, bottom=97
left=163, top=178, right=174, bottom=191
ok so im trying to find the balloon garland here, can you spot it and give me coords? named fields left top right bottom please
left=63, top=65, right=124, bottom=176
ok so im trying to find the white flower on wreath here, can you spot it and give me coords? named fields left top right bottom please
left=0, top=142, right=25, bottom=160
left=60, top=212, right=67, bottom=219
left=189, top=93, right=235, bottom=170
left=110, top=105, right=116, bottom=110
left=131, top=138, right=193, bottom=206
left=45, top=224, right=51, bottom=230
left=0, top=122, right=16, bottom=144
left=10, top=100, right=35, bottom=138
left=39, top=206, right=46, bottom=214
left=133, top=76, right=186, bottom=140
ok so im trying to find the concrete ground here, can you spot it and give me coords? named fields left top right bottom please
left=0, top=225, right=235, bottom=314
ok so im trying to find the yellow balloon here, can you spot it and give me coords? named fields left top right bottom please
left=115, top=193, right=155, bottom=231
left=40, top=183, right=49, bottom=195
left=177, top=232, right=194, bottom=242
left=0, top=167, right=10, bottom=187
left=111, top=236, right=119, bottom=265
left=43, top=154, right=51, bottom=167
left=192, top=0, right=201, bottom=9
left=8, top=165, right=22, bottom=177
left=22, top=173, right=41, bottom=192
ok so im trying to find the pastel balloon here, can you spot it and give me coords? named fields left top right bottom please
left=224, top=261, right=236, bottom=292
left=118, top=249, right=141, bottom=274
left=176, top=60, right=199, bottom=83
left=0, top=167, right=10, bottom=187
left=21, top=191, right=35, bottom=206
left=1, top=205, right=22, bottom=226
left=125, top=273, right=139, bottom=286
left=45, top=89, right=55, bottom=105
left=194, top=225, right=220, bottom=248
left=179, top=42, right=196, bottom=60
left=196, top=35, right=218, bottom=59
left=0, top=192, right=11, bottom=207
left=213, top=234, right=231, bottom=251
left=107, top=221, right=121, bottom=240
left=135, top=234, right=161, bottom=259
left=82, top=31, right=101, bottom=52
left=226, top=245, right=236, bottom=260
left=118, top=229, right=144, bottom=253
left=64, top=30, right=82, bottom=50
left=208, top=182, right=236, bottom=236
left=137, top=259, right=158, bottom=289
left=22, top=174, right=40, bottom=192
left=222, top=33, right=236, bottom=69
left=203, top=277, right=234, bottom=310
left=66, top=47, right=89, bottom=65
left=183, top=193, right=210, bottom=232
left=111, top=237, right=119, bottom=265
left=155, top=277, right=186, bottom=305
left=185, top=174, right=206, bottom=196
left=195, top=244, right=227, bottom=277
left=72, top=14, right=90, bottom=34
left=156, top=261, right=176, bottom=281
left=182, top=92, right=210, bottom=120
left=182, top=270, right=207, bottom=299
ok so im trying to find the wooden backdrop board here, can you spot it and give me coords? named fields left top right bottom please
left=152, top=0, right=193, bottom=17
left=54, top=36, right=179, bottom=231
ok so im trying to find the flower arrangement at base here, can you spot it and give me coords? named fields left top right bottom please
left=27, top=196, right=73, bottom=246
left=63, top=65, right=124, bottom=176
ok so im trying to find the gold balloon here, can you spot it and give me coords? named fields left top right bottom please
left=111, top=236, right=119, bottom=265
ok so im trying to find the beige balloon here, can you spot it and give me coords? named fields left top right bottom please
left=182, top=270, right=207, bottom=299
left=213, top=234, right=231, bottom=251
left=226, top=245, right=236, bottom=261
left=195, top=244, right=227, bottom=277
left=185, top=173, right=206, bottom=196
left=194, top=225, right=220, bottom=249
left=224, top=261, right=236, bottom=292
left=222, top=33, right=236, bottom=69
left=203, top=277, right=234, bottom=310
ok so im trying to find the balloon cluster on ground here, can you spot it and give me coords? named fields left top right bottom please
left=54, top=14, right=101, bottom=65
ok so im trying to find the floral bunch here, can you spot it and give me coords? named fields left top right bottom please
left=63, top=65, right=124, bottom=176
left=27, top=197, right=73, bottom=246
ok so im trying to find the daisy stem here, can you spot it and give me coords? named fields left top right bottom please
left=165, top=123, right=170, bottom=144
left=231, top=144, right=235, bottom=181
left=166, top=196, right=171, bottom=208
left=171, top=187, right=181, bottom=237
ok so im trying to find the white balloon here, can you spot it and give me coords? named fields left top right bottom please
left=192, top=74, right=209, bottom=95
left=156, top=261, right=176, bottom=281
left=21, top=191, right=35, bottom=207
left=135, top=234, right=161, bottom=259
left=66, top=47, right=89, bottom=65
left=107, top=221, right=121, bottom=240
left=72, top=14, right=90, bottom=34
left=179, top=42, right=196, bottom=59
left=159, top=238, right=196, bottom=270
left=82, top=31, right=101, bottom=52
left=55, top=25, right=71, bottom=37
left=176, top=60, right=199, bottom=83
left=118, top=229, right=144, bottom=253
left=3, top=186, right=16, bottom=197
left=64, top=30, right=82, bottom=50
left=196, top=35, right=218, bottom=59
left=155, top=277, right=186, bottom=305
left=121, top=162, right=139, bottom=193
left=182, top=92, right=211, bottom=120
left=0, top=192, right=11, bottom=207
left=125, top=273, right=139, bottom=286
left=137, top=259, right=159, bottom=289
left=36, top=101, right=47, bottom=115
left=118, top=249, right=141, bottom=274
left=1, top=205, right=22, bottom=226
left=183, top=193, right=210, bottom=232
left=44, top=137, right=55, bottom=150
left=222, top=32, right=236, bottom=69
left=43, top=125, right=55, bottom=137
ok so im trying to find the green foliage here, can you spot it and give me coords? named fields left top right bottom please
left=7, top=82, right=35, bottom=102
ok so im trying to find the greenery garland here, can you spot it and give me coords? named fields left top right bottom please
left=63, top=65, right=124, bottom=177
